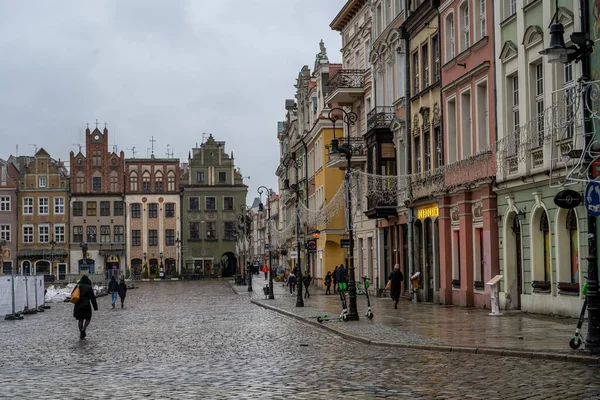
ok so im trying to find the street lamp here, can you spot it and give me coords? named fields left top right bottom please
left=540, top=0, right=598, bottom=354
left=282, top=153, right=304, bottom=307
left=328, top=107, right=360, bottom=321
left=239, top=204, right=252, bottom=292
left=258, top=186, right=275, bottom=300
left=159, top=252, right=164, bottom=279
left=49, top=238, right=56, bottom=279
left=175, top=235, right=182, bottom=278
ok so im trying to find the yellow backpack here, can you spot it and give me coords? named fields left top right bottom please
left=70, top=286, right=81, bottom=304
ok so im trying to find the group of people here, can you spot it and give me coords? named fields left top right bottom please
left=323, top=263, right=347, bottom=295
left=72, top=275, right=128, bottom=340
left=285, top=268, right=313, bottom=298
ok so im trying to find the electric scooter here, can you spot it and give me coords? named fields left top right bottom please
left=362, top=276, right=374, bottom=319
left=317, top=282, right=349, bottom=323
left=569, top=282, right=588, bottom=350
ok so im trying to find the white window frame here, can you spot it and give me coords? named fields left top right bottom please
left=534, top=63, right=544, bottom=147
left=479, top=0, right=487, bottom=39
left=509, top=74, right=520, bottom=155
left=446, top=12, right=455, bottom=62
left=473, top=224, right=485, bottom=286
left=23, top=197, right=33, bottom=215
left=38, top=224, right=50, bottom=244
left=0, top=224, right=10, bottom=242
left=509, top=0, right=517, bottom=17
left=460, top=87, right=472, bottom=159
left=38, top=197, right=49, bottom=215
left=54, top=224, right=65, bottom=243
left=54, top=197, right=65, bottom=215
left=460, top=1, right=470, bottom=51
left=39, top=177, right=46, bottom=188
left=0, top=196, right=10, bottom=212
left=23, top=224, right=34, bottom=244
left=475, top=77, right=489, bottom=152
left=364, top=39, right=371, bottom=69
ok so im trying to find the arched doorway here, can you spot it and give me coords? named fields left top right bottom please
left=504, top=213, right=523, bottom=309
left=21, top=260, right=32, bottom=275
left=425, top=218, right=433, bottom=301
left=131, top=258, right=142, bottom=279
left=35, top=260, right=51, bottom=276
left=414, top=220, right=423, bottom=290
left=221, top=252, right=237, bottom=277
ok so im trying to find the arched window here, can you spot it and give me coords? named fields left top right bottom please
left=142, top=171, right=151, bottom=192
left=167, top=171, right=176, bottom=192
left=155, top=170, right=164, bottom=192
left=129, top=171, right=138, bottom=192
left=540, top=210, right=550, bottom=282
left=110, top=171, right=118, bottom=193
left=445, top=12, right=455, bottom=62
left=566, top=209, right=579, bottom=283
left=459, top=1, right=469, bottom=51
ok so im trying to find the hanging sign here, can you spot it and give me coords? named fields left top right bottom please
left=553, top=190, right=582, bottom=209
left=306, top=239, right=317, bottom=253
left=340, top=239, right=351, bottom=249
left=417, top=204, right=439, bottom=219
left=585, top=181, right=600, bottom=217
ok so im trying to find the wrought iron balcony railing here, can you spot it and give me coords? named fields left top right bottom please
left=367, top=106, right=395, bottom=131
left=409, top=167, right=445, bottom=200
left=326, top=136, right=367, bottom=160
left=327, top=69, right=365, bottom=93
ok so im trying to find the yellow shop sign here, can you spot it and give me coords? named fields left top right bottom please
left=417, top=204, right=439, bottom=219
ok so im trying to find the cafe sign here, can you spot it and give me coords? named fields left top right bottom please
left=417, top=204, right=439, bottom=220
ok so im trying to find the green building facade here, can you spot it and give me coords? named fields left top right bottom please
left=181, top=135, right=247, bottom=277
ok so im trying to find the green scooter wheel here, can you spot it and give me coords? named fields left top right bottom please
left=366, top=311, right=374, bottom=319
left=317, top=316, right=324, bottom=323
left=569, top=337, right=581, bottom=349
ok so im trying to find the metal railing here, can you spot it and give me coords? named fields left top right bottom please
left=327, top=69, right=365, bottom=93
left=367, top=106, right=395, bottom=131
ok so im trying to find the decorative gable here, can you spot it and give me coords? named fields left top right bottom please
left=499, top=41, right=518, bottom=63
left=523, top=25, right=544, bottom=49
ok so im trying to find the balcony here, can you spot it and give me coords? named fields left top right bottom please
left=364, top=175, right=398, bottom=219
left=409, top=168, right=445, bottom=200
left=325, top=69, right=365, bottom=105
left=326, top=137, right=367, bottom=169
left=367, top=106, right=395, bottom=132
left=444, top=150, right=495, bottom=190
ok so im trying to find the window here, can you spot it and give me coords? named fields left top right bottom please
left=432, top=35, right=440, bottom=83
left=189, top=197, right=199, bottom=210
left=412, top=52, right=419, bottom=95
left=132, top=230, right=141, bottom=246
left=376, top=4, right=382, bottom=37
left=461, top=90, right=472, bottom=159
left=224, top=222, right=235, bottom=240
left=23, top=198, right=33, bottom=215
left=424, top=130, right=431, bottom=172
left=0, top=196, right=10, bottom=212
left=385, top=0, right=392, bottom=25
left=435, top=126, right=444, bottom=168
left=23, top=225, right=33, bottom=244
left=167, top=171, right=176, bottom=192
left=218, top=172, right=227, bottom=183
left=564, top=63, right=575, bottom=138
left=76, top=173, right=84, bottom=193
left=0, top=225, right=10, bottom=242
left=534, top=63, right=544, bottom=147
left=155, top=171, right=163, bottom=192
left=196, top=171, right=204, bottom=183
left=386, top=62, right=394, bottom=104
left=54, top=224, right=65, bottom=243
left=421, top=43, right=429, bottom=89
left=87, top=226, right=97, bottom=242
left=460, top=2, right=470, bottom=51
left=39, top=177, right=46, bottom=188
left=38, top=198, right=49, bottom=215
left=100, top=225, right=111, bottom=243
left=114, top=201, right=124, bottom=216
left=165, top=203, right=175, bottom=217
left=189, top=222, right=200, bottom=240
left=540, top=211, right=550, bottom=282
left=131, top=203, right=141, bottom=218
left=72, top=201, right=83, bottom=216
left=86, top=201, right=97, bottom=216
left=110, top=172, right=118, bottom=193
left=509, top=74, right=520, bottom=155
left=142, top=172, right=151, bottom=192
left=478, top=0, right=487, bottom=39
left=130, top=172, right=138, bottom=192
left=38, top=225, right=49, bottom=243
left=206, top=197, right=216, bottom=210
left=446, top=13, right=455, bottom=61
left=73, top=226, right=83, bottom=243
left=92, top=177, right=102, bottom=192
left=54, top=197, right=65, bottom=214
left=224, top=197, right=234, bottom=210
left=149, top=230, right=158, bottom=246
left=474, top=227, right=484, bottom=284
left=148, top=203, right=158, bottom=218
left=508, top=0, right=516, bottom=17
left=566, top=209, right=579, bottom=284
left=206, top=222, right=216, bottom=239
left=396, top=52, right=405, bottom=100
left=114, top=226, right=124, bottom=243
left=92, top=151, right=102, bottom=167
left=447, top=98, right=457, bottom=164
left=100, top=201, right=110, bottom=216
left=414, top=136, right=422, bottom=173
left=364, top=39, right=370, bottom=69
left=165, top=229, right=175, bottom=246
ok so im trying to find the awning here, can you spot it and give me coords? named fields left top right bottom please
left=17, top=248, right=68, bottom=257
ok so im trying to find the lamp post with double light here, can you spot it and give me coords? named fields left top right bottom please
left=328, top=107, right=359, bottom=321
left=540, top=0, right=598, bottom=353
left=258, top=186, right=275, bottom=299
left=282, top=153, right=304, bottom=307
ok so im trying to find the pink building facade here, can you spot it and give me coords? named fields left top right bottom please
left=438, top=0, right=498, bottom=307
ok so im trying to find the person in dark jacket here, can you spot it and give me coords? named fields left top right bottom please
left=73, top=275, right=98, bottom=339
left=388, top=264, right=404, bottom=309
left=332, top=266, right=338, bottom=293
left=108, top=276, right=118, bottom=308
left=303, top=273, right=312, bottom=298
left=287, top=271, right=296, bottom=294
left=324, top=271, right=332, bottom=295
left=336, top=263, right=347, bottom=286
left=117, top=278, right=127, bottom=308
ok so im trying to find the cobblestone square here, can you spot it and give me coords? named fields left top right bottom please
left=1, top=280, right=599, bottom=399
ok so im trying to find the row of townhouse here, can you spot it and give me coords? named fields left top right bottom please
left=0, top=128, right=247, bottom=281
left=274, top=0, right=597, bottom=317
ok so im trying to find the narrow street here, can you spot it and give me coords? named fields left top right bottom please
left=1, top=280, right=599, bottom=399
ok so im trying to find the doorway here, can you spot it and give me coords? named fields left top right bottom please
left=511, top=217, right=523, bottom=309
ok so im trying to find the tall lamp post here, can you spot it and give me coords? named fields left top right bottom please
left=239, top=205, right=252, bottom=292
left=258, top=186, right=275, bottom=299
left=328, top=107, right=359, bottom=321
left=540, top=0, right=598, bottom=353
left=282, top=153, right=304, bottom=307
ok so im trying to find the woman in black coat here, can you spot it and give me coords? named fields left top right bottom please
left=388, top=264, right=404, bottom=309
left=117, top=278, right=127, bottom=308
left=73, top=275, right=98, bottom=339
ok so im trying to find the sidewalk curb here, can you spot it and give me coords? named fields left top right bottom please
left=250, top=299, right=600, bottom=366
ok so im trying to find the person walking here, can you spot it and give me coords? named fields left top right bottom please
left=263, top=264, right=269, bottom=280
left=73, top=275, right=98, bottom=339
left=336, top=263, right=347, bottom=289
left=287, top=270, right=296, bottom=294
left=388, top=263, right=404, bottom=309
left=117, top=277, right=127, bottom=308
left=303, top=273, right=312, bottom=299
left=332, top=266, right=338, bottom=293
left=324, top=271, right=332, bottom=295
left=108, top=275, right=118, bottom=308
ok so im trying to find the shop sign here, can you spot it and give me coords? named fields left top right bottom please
left=417, top=204, right=439, bottom=219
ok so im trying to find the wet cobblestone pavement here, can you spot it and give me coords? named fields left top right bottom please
left=1, top=280, right=599, bottom=399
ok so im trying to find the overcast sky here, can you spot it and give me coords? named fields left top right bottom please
left=0, top=0, right=346, bottom=204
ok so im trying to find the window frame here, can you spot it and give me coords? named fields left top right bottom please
left=148, top=203, right=158, bottom=219
left=23, top=198, right=33, bottom=215
left=0, top=224, right=11, bottom=242
left=38, top=197, right=49, bottom=215
left=205, top=197, right=216, bottom=211
left=114, top=225, right=125, bottom=243
left=23, top=224, right=34, bottom=244
left=131, top=203, right=141, bottom=218
left=87, top=226, right=97, bottom=242
left=132, top=230, right=141, bottom=246
left=54, top=224, right=65, bottom=243
left=73, top=226, right=83, bottom=243
left=100, top=225, right=111, bottom=243
left=100, top=201, right=111, bottom=217
left=114, top=201, right=124, bottom=216
left=223, top=197, right=234, bottom=211
left=38, top=224, right=50, bottom=244
left=0, top=196, right=10, bottom=212
left=165, top=229, right=175, bottom=246
left=86, top=201, right=97, bottom=216
left=148, top=229, right=158, bottom=246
